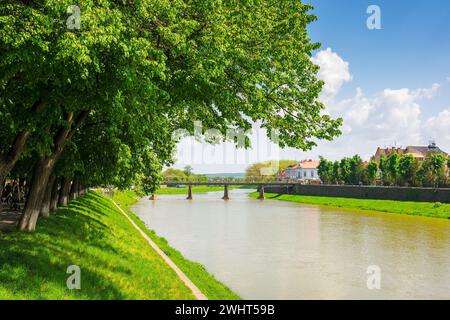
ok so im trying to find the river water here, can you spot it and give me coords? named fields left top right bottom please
left=131, top=189, right=450, bottom=300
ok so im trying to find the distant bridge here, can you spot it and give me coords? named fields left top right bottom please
left=161, top=182, right=300, bottom=200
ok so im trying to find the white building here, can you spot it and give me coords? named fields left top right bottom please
left=279, top=160, right=321, bottom=182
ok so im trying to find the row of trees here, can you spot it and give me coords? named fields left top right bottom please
left=1, top=1, right=341, bottom=231
left=318, top=153, right=450, bottom=187
left=162, top=167, right=208, bottom=183
left=245, top=160, right=298, bottom=182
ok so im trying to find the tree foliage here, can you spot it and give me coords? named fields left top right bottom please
left=162, top=167, right=207, bottom=183
left=245, top=160, right=298, bottom=182
left=1, top=0, right=343, bottom=231
left=318, top=157, right=333, bottom=184
left=319, top=153, right=448, bottom=187
left=398, top=154, right=419, bottom=186
left=419, top=154, right=447, bottom=187
left=366, top=160, right=379, bottom=185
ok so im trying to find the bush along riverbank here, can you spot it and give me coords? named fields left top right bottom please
left=0, top=191, right=239, bottom=299
left=250, top=193, right=450, bottom=219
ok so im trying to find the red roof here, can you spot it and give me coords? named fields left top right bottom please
left=299, top=160, right=320, bottom=169
left=282, top=160, right=320, bottom=172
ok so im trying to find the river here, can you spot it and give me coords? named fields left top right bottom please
left=130, top=189, right=450, bottom=300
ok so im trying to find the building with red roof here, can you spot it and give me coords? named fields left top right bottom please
left=278, top=159, right=321, bottom=182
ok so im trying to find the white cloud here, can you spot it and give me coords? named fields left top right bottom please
left=173, top=49, right=448, bottom=172
left=446, top=76, right=450, bottom=82
left=423, top=108, right=450, bottom=150
left=337, top=86, right=425, bottom=148
left=311, top=48, right=352, bottom=100
left=295, top=50, right=445, bottom=161
left=411, top=83, right=440, bottom=99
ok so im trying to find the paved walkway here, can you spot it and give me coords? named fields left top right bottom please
left=0, top=206, right=21, bottom=233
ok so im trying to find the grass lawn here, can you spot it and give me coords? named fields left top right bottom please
left=250, top=193, right=450, bottom=219
left=0, top=191, right=239, bottom=300
left=112, top=190, right=240, bottom=300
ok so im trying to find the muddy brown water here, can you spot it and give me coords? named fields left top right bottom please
left=131, top=189, right=450, bottom=300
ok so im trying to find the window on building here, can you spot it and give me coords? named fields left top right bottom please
left=311, top=171, right=314, bottom=178
left=303, top=171, right=306, bottom=177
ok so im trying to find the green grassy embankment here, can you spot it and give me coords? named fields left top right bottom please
left=0, top=191, right=239, bottom=299
left=112, top=190, right=240, bottom=300
left=250, top=193, right=450, bottom=219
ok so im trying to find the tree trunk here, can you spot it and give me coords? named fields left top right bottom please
left=77, top=181, right=82, bottom=195
left=0, top=130, right=30, bottom=177
left=59, top=177, right=72, bottom=207
left=18, top=177, right=25, bottom=202
left=17, top=110, right=88, bottom=232
left=0, top=100, right=46, bottom=199
left=40, top=173, right=56, bottom=218
left=70, top=177, right=79, bottom=200
left=50, top=177, right=60, bottom=212
left=18, top=157, right=55, bottom=231
left=0, top=130, right=30, bottom=215
left=0, top=177, right=5, bottom=213
left=24, top=176, right=31, bottom=199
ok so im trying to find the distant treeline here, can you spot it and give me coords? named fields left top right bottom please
left=162, top=167, right=208, bottom=183
left=244, top=160, right=298, bottom=182
left=319, top=153, right=450, bottom=188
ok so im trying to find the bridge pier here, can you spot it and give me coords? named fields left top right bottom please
left=161, top=182, right=293, bottom=201
left=186, top=185, right=193, bottom=200
left=222, top=185, right=229, bottom=200
left=258, top=185, right=265, bottom=200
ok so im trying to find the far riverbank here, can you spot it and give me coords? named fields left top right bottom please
left=249, top=193, right=450, bottom=219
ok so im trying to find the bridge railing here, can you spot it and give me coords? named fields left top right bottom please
left=162, top=181, right=301, bottom=186
left=160, top=181, right=299, bottom=200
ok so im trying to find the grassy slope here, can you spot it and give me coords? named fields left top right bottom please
left=0, top=192, right=239, bottom=299
left=112, top=190, right=240, bottom=300
left=250, top=193, right=450, bottom=219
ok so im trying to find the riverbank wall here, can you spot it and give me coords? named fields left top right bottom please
left=264, top=185, right=450, bottom=203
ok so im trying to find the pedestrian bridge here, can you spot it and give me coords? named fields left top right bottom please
left=161, top=182, right=299, bottom=200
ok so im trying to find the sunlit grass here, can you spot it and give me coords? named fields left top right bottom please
left=250, top=193, right=450, bottom=219
left=112, top=190, right=240, bottom=300
left=0, top=192, right=201, bottom=299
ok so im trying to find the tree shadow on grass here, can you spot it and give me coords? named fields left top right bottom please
left=81, top=193, right=119, bottom=215
left=0, top=193, right=139, bottom=299
left=0, top=246, right=125, bottom=299
left=42, top=192, right=122, bottom=238
left=267, top=194, right=284, bottom=199
left=0, top=233, right=128, bottom=299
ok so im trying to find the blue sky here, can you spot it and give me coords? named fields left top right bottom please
left=306, top=0, right=450, bottom=117
left=174, top=0, right=450, bottom=174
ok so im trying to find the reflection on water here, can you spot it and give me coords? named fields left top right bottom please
left=131, top=189, right=450, bottom=299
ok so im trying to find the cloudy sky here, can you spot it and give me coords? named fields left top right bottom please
left=173, top=0, right=450, bottom=174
